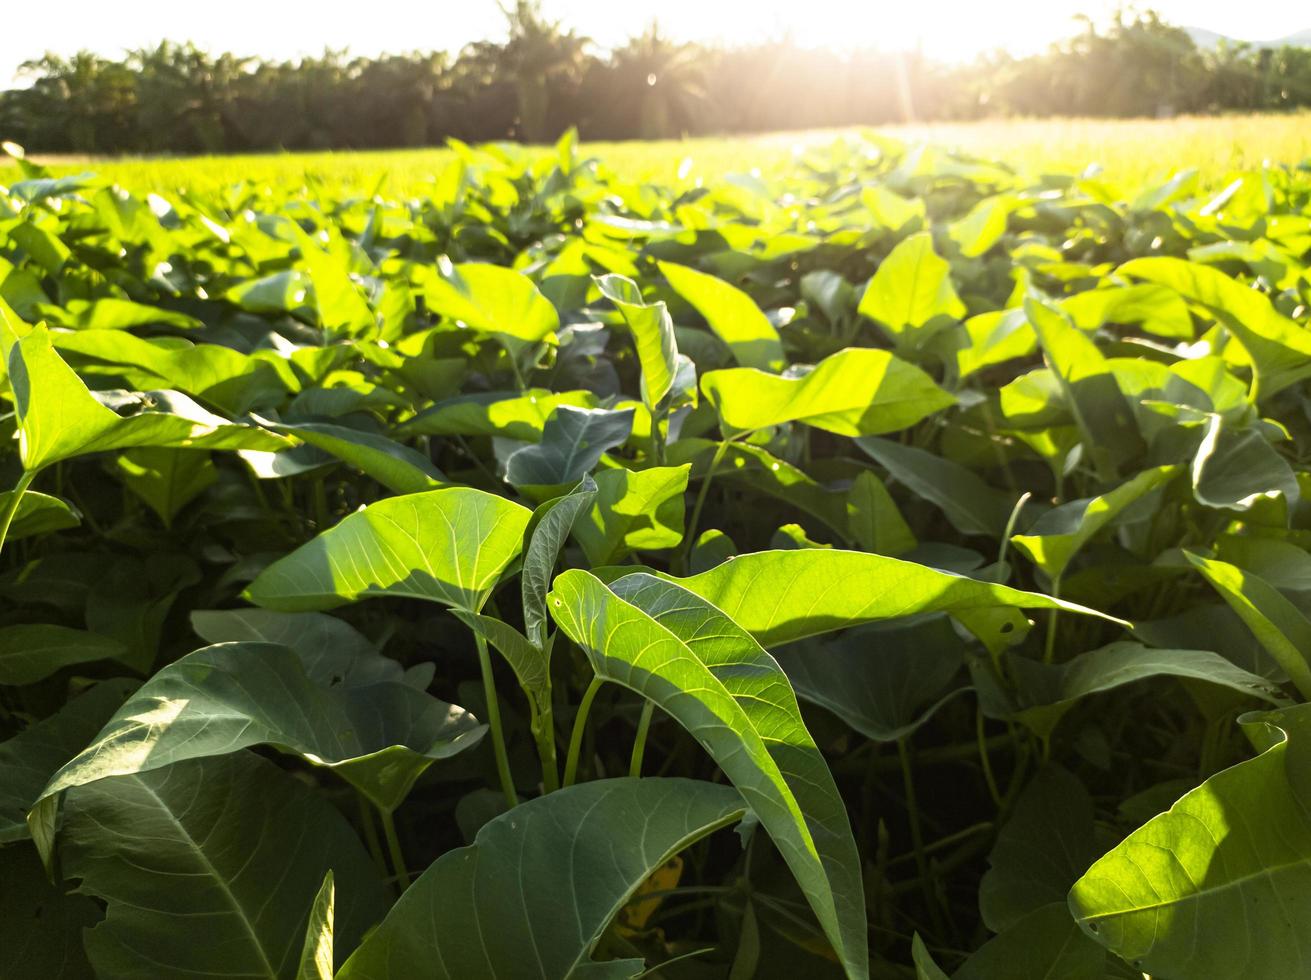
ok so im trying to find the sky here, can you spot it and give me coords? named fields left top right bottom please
left=2, top=0, right=1306, bottom=84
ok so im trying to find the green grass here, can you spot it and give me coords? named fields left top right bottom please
left=9, top=112, right=1311, bottom=195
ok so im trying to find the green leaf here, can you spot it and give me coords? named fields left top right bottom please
left=0, top=489, right=80, bottom=540
left=1011, top=465, right=1179, bottom=581
left=424, top=259, right=559, bottom=343
left=31, top=641, right=485, bottom=839
left=1192, top=414, right=1298, bottom=514
left=858, top=232, right=966, bottom=350
left=846, top=469, right=916, bottom=556
left=522, top=475, right=598, bottom=648
left=572, top=465, right=690, bottom=565
left=667, top=549, right=1121, bottom=649
left=0, top=844, right=98, bottom=979
left=504, top=406, right=634, bottom=486
left=956, top=903, right=1106, bottom=980
left=658, top=260, right=785, bottom=371
left=1185, top=551, right=1311, bottom=699
left=857, top=436, right=1016, bottom=538
left=860, top=184, right=925, bottom=232
left=1026, top=297, right=1144, bottom=480
left=5, top=325, right=287, bottom=471
left=402, top=389, right=601, bottom=441
left=62, top=752, right=388, bottom=980
left=245, top=487, right=532, bottom=613
left=702, top=347, right=954, bottom=437
left=775, top=616, right=967, bottom=741
left=973, top=641, right=1286, bottom=740
left=296, top=872, right=335, bottom=980
left=597, top=273, right=679, bottom=410
left=450, top=611, right=550, bottom=718
left=189, top=609, right=389, bottom=682
left=338, top=778, right=746, bottom=980
left=979, top=766, right=1099, bottom=931
left=1120, top=256, right=1311, bottom=399
left=114, top=447, right=216, bottom=527
left=911, top=934, right=949, bottom=980
left=0, top=679, right=135, bottom=843
left=0, top=625, right=130, bottom=686
left=1069, top=702, right=1311, bottom=978
left=549, top=571, right=869, bottom=979
left=262, top=418, right=446, bottom=495
left=948, top=193, right=1015, bottom=258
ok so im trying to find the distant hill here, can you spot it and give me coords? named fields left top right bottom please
left=1185, top=26, right=1311, bottom=49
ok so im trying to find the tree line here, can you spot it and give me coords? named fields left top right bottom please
left=3, top=4, right=1310, bottom=155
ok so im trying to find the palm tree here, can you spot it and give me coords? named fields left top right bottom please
left=607, top=24, right=706, bottom=139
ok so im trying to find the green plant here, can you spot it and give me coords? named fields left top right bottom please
left=3, top=129, right=1311, bottom=979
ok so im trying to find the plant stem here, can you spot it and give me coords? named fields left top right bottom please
left=898, top=737, right=944, bottom=936
left=629, top=700, right=655, bottom=778
left=532, top=699, right=560, bottom=793
left=976, top=708, right=1004, bottom=807
left=679, top=438, right=731, bottom=572
left=355, top=791, right=387, bottom=877
left=377, top=808, right=410, bottom=893
left=563, top=675, right=604, bottom=787
left=0, top=470, right=36, bottom=558
left=474, top=631, right=519, bottom=809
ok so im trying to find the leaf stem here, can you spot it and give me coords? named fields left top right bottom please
left=976, top=708, right=1004, bottom=808
left=563, top=675, right=604, bottom=787
left=475, top=631, right=519, bottom=809
left=629, top=700, right=655, bottom=778
left=0, top=470, right=36, bottom=558
left=1043, top=575, right=1063, bottom=665
left=377, top=807, right=410, bottom=893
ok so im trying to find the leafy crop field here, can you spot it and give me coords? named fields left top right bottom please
left=15, top=111, right=1311, bottom=194
left=1, top=122, right=1310, bottom=979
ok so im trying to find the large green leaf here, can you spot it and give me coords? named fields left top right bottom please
left=973, top=641, right=1286, bottom=739
left=61, top=751, right=388, bottom=980
left=597, top=273, right=678, bottom=410
left=504, top=406, right=634, bottom=486
left=244, top=486, right=531, bottom=613
left=1011, top=465, right=1179, bottom=581
left=1191, top=414, right=1298, bottom=513
left=401, top=389, right=601, bottom=441
left=857, top=232, right=966, bottom=350
left=1026, top=297, right=1144, bottom=479
left=667, top=549, right=1118, bottom=649
left=31, top=640, right=484, bottom=847
left=423, top=259, right=559, bottom=343
left=1120, top=256, right=1311, bottom=399
left=0, top=489, right=80, bottom=539
left=338, top=778, right=745, bottom=979
left=549, top=571, right=869, bottom=979
left=261, top=419, right=447, bottom=495
left=4, top=323, right=287, bottom=471
left=1186, top=551, right=1311, bottom=699
left=1069, top=703, right=1311, bottom=978
left=572, top=464, right=690, bottom=565
left=658, top=260, right=785, bottom=371
left=701, top=347, right=954, bottom=437
left=114, top=447, right=217, bottom=527
left=775, top=616, right=967, bottom=741
left=857, top=436, right=1016, bottom=538
left=0, top=624, right=130, bottom=685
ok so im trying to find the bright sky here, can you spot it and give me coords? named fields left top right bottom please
left=2, top=0, right=1305, bottom=84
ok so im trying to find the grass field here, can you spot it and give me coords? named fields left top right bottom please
left=9, top=112, right=1311, bottom=194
